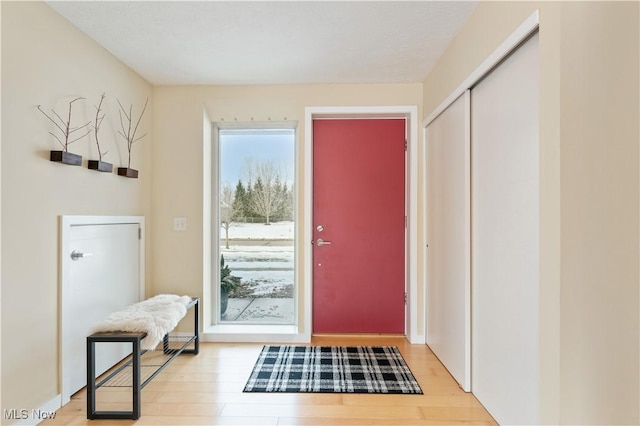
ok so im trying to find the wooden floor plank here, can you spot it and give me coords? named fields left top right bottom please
left=277, top=418, right=496, bottom=426
left=220, top=403, right=425, bottom=420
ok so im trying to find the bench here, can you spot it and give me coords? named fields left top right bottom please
left=86, top=297, right=199, bottom=420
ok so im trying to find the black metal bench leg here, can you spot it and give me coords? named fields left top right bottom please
left=86, top=338, right=96, bottom=419
left=194, top=299, right=200, bottom=355
left=132, top=338, right=141, bottom=420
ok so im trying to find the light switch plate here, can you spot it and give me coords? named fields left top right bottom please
left=173, top=217, right=187, bottom=231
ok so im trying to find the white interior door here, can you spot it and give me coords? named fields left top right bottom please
left=61, top=218, right=143, bottom=403
left=471, top=33, right=539, bottom=425
left=425, top=92, right=470, bottom=391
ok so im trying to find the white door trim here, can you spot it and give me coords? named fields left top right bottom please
left=304, top=105, right=421, bottom=343
left=59, top=215, right=145, bottom=404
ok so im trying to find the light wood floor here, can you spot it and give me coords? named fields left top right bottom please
left=42, top=336, right=497, bottom=425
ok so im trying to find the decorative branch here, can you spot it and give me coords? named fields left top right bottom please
left=93, top=93, right=107, bottom=161
left=117, top=98, right=148, bottom=168
left=36, top=97, right=91, bottom=152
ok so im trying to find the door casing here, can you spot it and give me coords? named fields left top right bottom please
left=304, top=106, right=421, bottom=342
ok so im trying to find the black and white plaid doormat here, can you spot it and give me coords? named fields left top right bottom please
left=243, top=345, right=423, bottom=394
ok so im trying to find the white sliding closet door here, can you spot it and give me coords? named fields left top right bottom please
left=425, top=92, right=470, bottom=391
left=471, top=33, right=539, bottom=425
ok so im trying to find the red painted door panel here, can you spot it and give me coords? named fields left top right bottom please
left=313, top=119, right=405, bottom=333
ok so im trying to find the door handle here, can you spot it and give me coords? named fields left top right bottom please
left=316, top=238, right=332, bottom=247
left=70, top=250, right=94, bottom=261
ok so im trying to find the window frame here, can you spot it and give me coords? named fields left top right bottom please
left=211, top=121, right=299, bottom=329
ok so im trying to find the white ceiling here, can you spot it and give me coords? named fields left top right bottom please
left=47, top=1, right=478, bottom=86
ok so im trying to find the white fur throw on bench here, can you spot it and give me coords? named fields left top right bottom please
left=91, top=294, right=192, bottom=350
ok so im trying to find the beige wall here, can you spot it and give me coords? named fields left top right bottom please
left=151, top=84, right=424, bottom=333
left=559, top=3, right=639, bottom=424
left=423, top=1, right=639, bottom=424
left=1, top=1, right=152, bottom=415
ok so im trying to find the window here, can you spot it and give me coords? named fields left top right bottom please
left=216, top=128, right=296, bottom=324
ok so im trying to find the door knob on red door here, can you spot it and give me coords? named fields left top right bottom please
left=316, top=238, right=332, bottom=247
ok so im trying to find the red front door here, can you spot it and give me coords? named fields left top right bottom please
left=312, top=119, right=406, bottom=333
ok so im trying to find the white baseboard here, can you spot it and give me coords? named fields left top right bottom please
left=408, top=331, right=426, bottom=345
